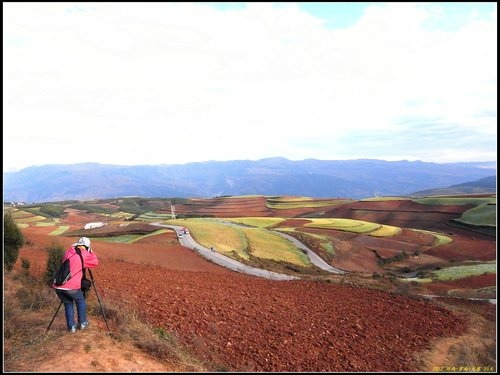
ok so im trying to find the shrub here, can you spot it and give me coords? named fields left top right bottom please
left=44, top=241, right=66, bottom=286
left=4, top=212, right=25, bottom=271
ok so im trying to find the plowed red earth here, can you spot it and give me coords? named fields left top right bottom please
left=19, top=225, right=468, bottom=372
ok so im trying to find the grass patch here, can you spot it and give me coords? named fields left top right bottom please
left=431, top=261, right=496, bottom=281
left=128, top=229, right=169, bottom=243
left=368, top=224, right=402, bottom=237
left=98, top=235, right=143, bottom=243
left=304, top=218, right=381, bottom=233
left=139, top=212, right=176, bottom=221
left=49, top=226, right=70, bottom=236
left=9, top=209, right=38, bottom=219
left=110, top=211, right=136, bottom=219
left=16, top=215, right=47, bottom=223
left=360, top=197, right=407, bottom=201
left=277, top=229, right=335, bottom=257
left=455, top=204, right=496, bottom=227
left=35, top=222, right=56, bottom=227
left=412, top=229, right=453, bottom=246
left=266, top=197, right=352, bottom=209
left=413, top=197, right=496, bottom=206
left=3, top=268, right=208, bottom=372
left=165, top=219, right=249, bottom=259
left=241, top=227, right=311, bottom=267
left=224, top=217, right=286, bottom=228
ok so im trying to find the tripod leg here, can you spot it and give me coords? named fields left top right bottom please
left=88, top=269, right=111, bottom=332
left=46, top=301, right=63, bottom=333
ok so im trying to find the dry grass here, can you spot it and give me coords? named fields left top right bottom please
left=411, top=299, right=497, bottom=372
left=3, top=268, right=209, bottom=372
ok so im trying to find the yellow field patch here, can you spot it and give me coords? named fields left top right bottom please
left=225, top=217, right=286, bottom=228
left=305, top=218, right=381, bottom=233
left=16, top=215, right=47, bottom=223
left=368, top=225, right=401, bottom=237
left=50, top=226, right=70, bottom=236
left=168, top=219, right=249, bottom=259
left=241, top=227, right=310, bottom=266
left=413, top=229, right=453, bottom=246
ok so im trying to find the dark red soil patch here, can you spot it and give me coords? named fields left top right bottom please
left=174, top=196, right=274, bottom=217
left=11, top=197, right=495, bottom=372
left=323, top=200, right=475, bottom=231
left=18, top=238, right=467, bottom=372
left=425, top=236, right=496, bottom=262
left=277, top=218, right=312, bottom=227
left=423, top=273, right=496, bottom=295
left=64, top=222, right=161, bottom=237
left=17, top=244, right=465, bottom=372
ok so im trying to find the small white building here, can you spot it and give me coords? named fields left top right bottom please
left=84, top=222, right=106, bottom=230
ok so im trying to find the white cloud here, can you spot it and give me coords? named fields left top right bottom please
left=3, top=2, right=497, bottom=171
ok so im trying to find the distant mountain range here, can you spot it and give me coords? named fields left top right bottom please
left=3, top=158, right=496, bottom=203
left=410, top=175, right=496, bottom=196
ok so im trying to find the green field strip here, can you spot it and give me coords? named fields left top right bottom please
left=454, top=204, right=497, bottom=227
left=413, top=197, right=496, bottom=206
left=138, top=211, right=175, bottom=221
left=50, top=226, right=70, bottom=236
left=304, top=218, right=381, bottom=233
left=360, top=197, right=407, bottom=201
left=431, top=261, right=496, bottom=281
left=128, top=229, right=169, bottom=243
left=412, top=229, right=453, bottom=246
left=368, top=225, right=402, bottom=237
left=167, top=218, right=250, bottom=259
left=266, top=197, right=352, bottom=209
left=16, top=215, right=47, bottom=223
left=240, top=227, right=311, bottom=267
left=224, top=217, right=286, bottom=228
left=10, top=210, right=38, bottom=219
left=98, top=235, right=143, bottom=243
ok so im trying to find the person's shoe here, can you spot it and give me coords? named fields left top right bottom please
left=69, top=326, right=77, bottom=333
left=79, top=321, right=89, bottom=330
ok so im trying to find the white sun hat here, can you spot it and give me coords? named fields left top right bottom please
left=72, top=237, right=91, bottom=249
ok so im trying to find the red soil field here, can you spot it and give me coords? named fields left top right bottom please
left=12, top=197, right=495, bottom=372
left=18, top=234, right=467, bottom=372
left=13, top=241, right=467, bottom=368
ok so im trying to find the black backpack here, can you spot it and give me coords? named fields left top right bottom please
left=53, top=256, right=73, bottom=286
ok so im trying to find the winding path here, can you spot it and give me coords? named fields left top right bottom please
left=152, top=223, right=298, bottom=281
left=273, top=231, right=347, bottom=274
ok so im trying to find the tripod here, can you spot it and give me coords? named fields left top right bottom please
left=46, top=269, right=110, bottom=333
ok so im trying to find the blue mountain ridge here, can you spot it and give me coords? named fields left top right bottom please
left=3, top=158, right=496, bottom=203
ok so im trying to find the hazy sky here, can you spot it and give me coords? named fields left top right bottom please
left=3, top=2, right=497, bottom=172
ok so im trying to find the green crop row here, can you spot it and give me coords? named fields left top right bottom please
left=431, top=261, right=496, bottom=281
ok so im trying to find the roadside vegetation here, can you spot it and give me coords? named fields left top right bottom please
left=239, top=226, right=311, bottom=266
left=167, top=218, right=249, bottom=259
left=164, top=218, right=311, bottom=268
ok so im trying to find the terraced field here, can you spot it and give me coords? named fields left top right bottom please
left=7, top=194, right=496, bottom=371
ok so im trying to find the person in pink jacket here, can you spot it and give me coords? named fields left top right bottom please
left=52, top=237, right=98, bottom=333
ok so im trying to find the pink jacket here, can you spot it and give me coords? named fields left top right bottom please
left=52, top=246, right=99, bottom=290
